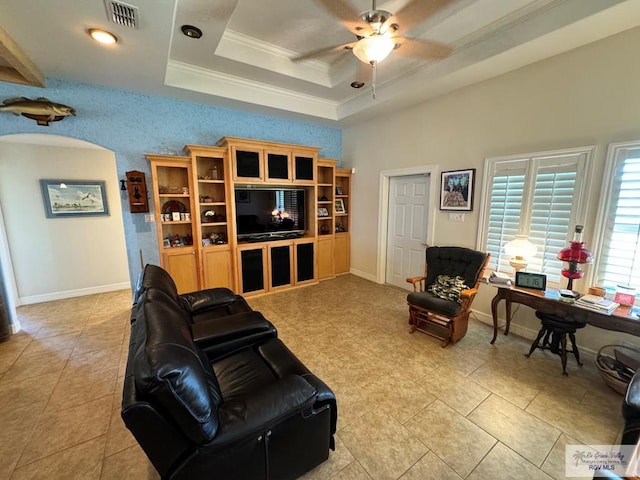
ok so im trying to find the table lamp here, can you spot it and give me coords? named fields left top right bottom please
left=557, top=225, right=594, bottom=290
left=504, top=235, right=538, bottom=273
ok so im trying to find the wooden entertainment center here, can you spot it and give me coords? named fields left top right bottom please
left=146, top=137, right=351, bottom=295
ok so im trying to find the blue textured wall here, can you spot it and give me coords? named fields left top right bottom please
left=0, top=78, right=342, bottom=285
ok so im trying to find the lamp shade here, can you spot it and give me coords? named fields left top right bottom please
left=352, top=35, right=395, bottom=64
left=504, top=235, right=538, bottom=258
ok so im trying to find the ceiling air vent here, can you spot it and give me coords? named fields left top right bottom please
left=104, top=0, right=139, bottom=29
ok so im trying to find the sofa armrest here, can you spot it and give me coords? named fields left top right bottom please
left=179, top=288, right=238, bottom=314
left=192, top=311, right=277, bottom=360
left=212, top=375, right=316, bottom=447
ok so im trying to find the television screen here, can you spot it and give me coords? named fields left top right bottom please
left=235, top=188, right=306, bottom=239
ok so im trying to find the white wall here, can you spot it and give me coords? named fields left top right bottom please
left=0, top=139, right=129, bottom=304
left=343, top=26, right=640, bottom=352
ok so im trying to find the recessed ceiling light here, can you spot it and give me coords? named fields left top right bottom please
left=88, top=28, right=118, bottom=45
left=181, top=25, right=202, bottom=39
left=350, top=81, right=365, bottom=89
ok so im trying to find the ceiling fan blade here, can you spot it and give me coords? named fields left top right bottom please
left=291, top=42, right=356, bottom=62
left=314, top=0, right=369, bottom=34
left=393, top=37, right=452, bottom=59
left=385, top=0, right=455, bottom=35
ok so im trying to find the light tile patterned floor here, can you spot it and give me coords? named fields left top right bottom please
left=0, top=275, right=624, bottom=479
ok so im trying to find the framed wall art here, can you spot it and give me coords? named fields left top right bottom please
left=439, top=169, right=475, bottom=211
left=335, top=198, right=346, bottom=214
left=40, top=179, right=109, bottom=218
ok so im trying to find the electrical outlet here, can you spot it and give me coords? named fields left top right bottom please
left=144, top=214, right=155, bottom=223
left=449, top=213, right=465, bottom=222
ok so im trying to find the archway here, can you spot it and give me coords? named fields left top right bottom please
left=0, top=133, right=129, bottom=333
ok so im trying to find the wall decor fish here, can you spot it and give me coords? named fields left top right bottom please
left=0, top=97, right=76, bottom=126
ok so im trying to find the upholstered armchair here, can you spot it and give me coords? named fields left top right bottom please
left=406, top=246, right=490, bottom=347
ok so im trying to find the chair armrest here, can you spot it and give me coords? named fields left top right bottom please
left=459, top=287, right=479, bottom=309
left=406, top=275, right=427, bottom=292
left=211, top=375, right=317, bottom=447
left=179, top=288, right=238, bottom=314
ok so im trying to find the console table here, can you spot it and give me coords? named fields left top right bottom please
left=490, top=286, right=640, bottom=344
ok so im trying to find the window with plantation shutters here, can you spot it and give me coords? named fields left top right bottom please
left=478, top=147, right=593, bottom=285
left=594, top=142, right=640, bottom=290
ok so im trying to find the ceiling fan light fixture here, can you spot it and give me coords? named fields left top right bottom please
left=352, top=35, right=395, bottom=64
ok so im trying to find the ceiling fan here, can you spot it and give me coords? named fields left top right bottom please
left=294, top=0, right=454, bottom=98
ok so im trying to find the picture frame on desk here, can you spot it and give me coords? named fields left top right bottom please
left=335, top=198, right=346, bottom=214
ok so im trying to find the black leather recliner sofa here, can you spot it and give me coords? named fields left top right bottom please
left=122, top=264, right=337, bottom=480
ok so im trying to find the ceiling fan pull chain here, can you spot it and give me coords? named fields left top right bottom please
left=371, top=61, right=377, bottom=99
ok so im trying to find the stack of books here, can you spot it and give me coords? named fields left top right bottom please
left=575, top=294, right=620, bottom=314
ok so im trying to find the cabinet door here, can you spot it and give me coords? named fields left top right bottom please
left=265, top=149, right=291, bottom=183
left=335, top=234, right=350, bottom=274
left=292, top=153, right=315, bottom=184
left=164, top=248, right=198, bottom=294
left=202, top=248, right=233, bottom=289
left=295, top=240, right=316, bottom=285
left=238, top=246, right=268, bottom=295
left=269, top=243, right=293, bottom=290
left=231, top=145, right=263, bottom=182
left=317, top=236, right=335, bottom=280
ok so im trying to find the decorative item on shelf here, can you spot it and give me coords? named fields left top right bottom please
left=557, top=225, right=594, bottom=290
left=209, top=232, right=227, bottom=244
left=199, top=195, right=213, bottom=203
left=335, top=198, right=346, bottom=214
left=209, top=166, right=219, bottom=180
left=318, top=207, right=329, bottom=217
left=320, top=224, right=330, bottom=235
left=319, top=195, right=328, bottom=201
left=184, top=234, right=193, bottom=246
left=170, top=234, right=184, bottom=247
left=335, top=222, right=346, bottom=233
left=504, top=235, right=538, bottom=273
left=335, top=186, right=343, bottom=195
left=203, top=210, right=216, bottom=223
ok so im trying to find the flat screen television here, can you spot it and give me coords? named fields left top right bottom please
left=235, top=187, right=306, bottom=240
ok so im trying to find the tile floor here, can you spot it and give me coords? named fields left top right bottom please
left=0, top=274, right=624, bottom=479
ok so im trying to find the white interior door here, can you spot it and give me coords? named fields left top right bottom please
left=385, top=174, right=430, bottom=289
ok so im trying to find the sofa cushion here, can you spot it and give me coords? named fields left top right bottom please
left=213, top=347, right=277, bottom=402
left=134, top=288, right=221, bottom=444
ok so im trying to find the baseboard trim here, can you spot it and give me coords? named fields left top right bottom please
left=10, top=319, right=21, bottom=334
left=349, top=268, right=378, bottom=283
left=17, top=282, right=131, bottom=306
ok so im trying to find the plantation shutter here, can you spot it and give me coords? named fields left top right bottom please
left=485, top=160, right=526, bottom=271
left=480, top=148, right=590, bottom=284
left=596, top=149, right=640, bottom=289
left=527, top=160, right=578, bottom=282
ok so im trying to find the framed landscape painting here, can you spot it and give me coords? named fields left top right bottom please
left=439, top=169, right=475, bottom=211
left=40, top=179, right=109, bottom=218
